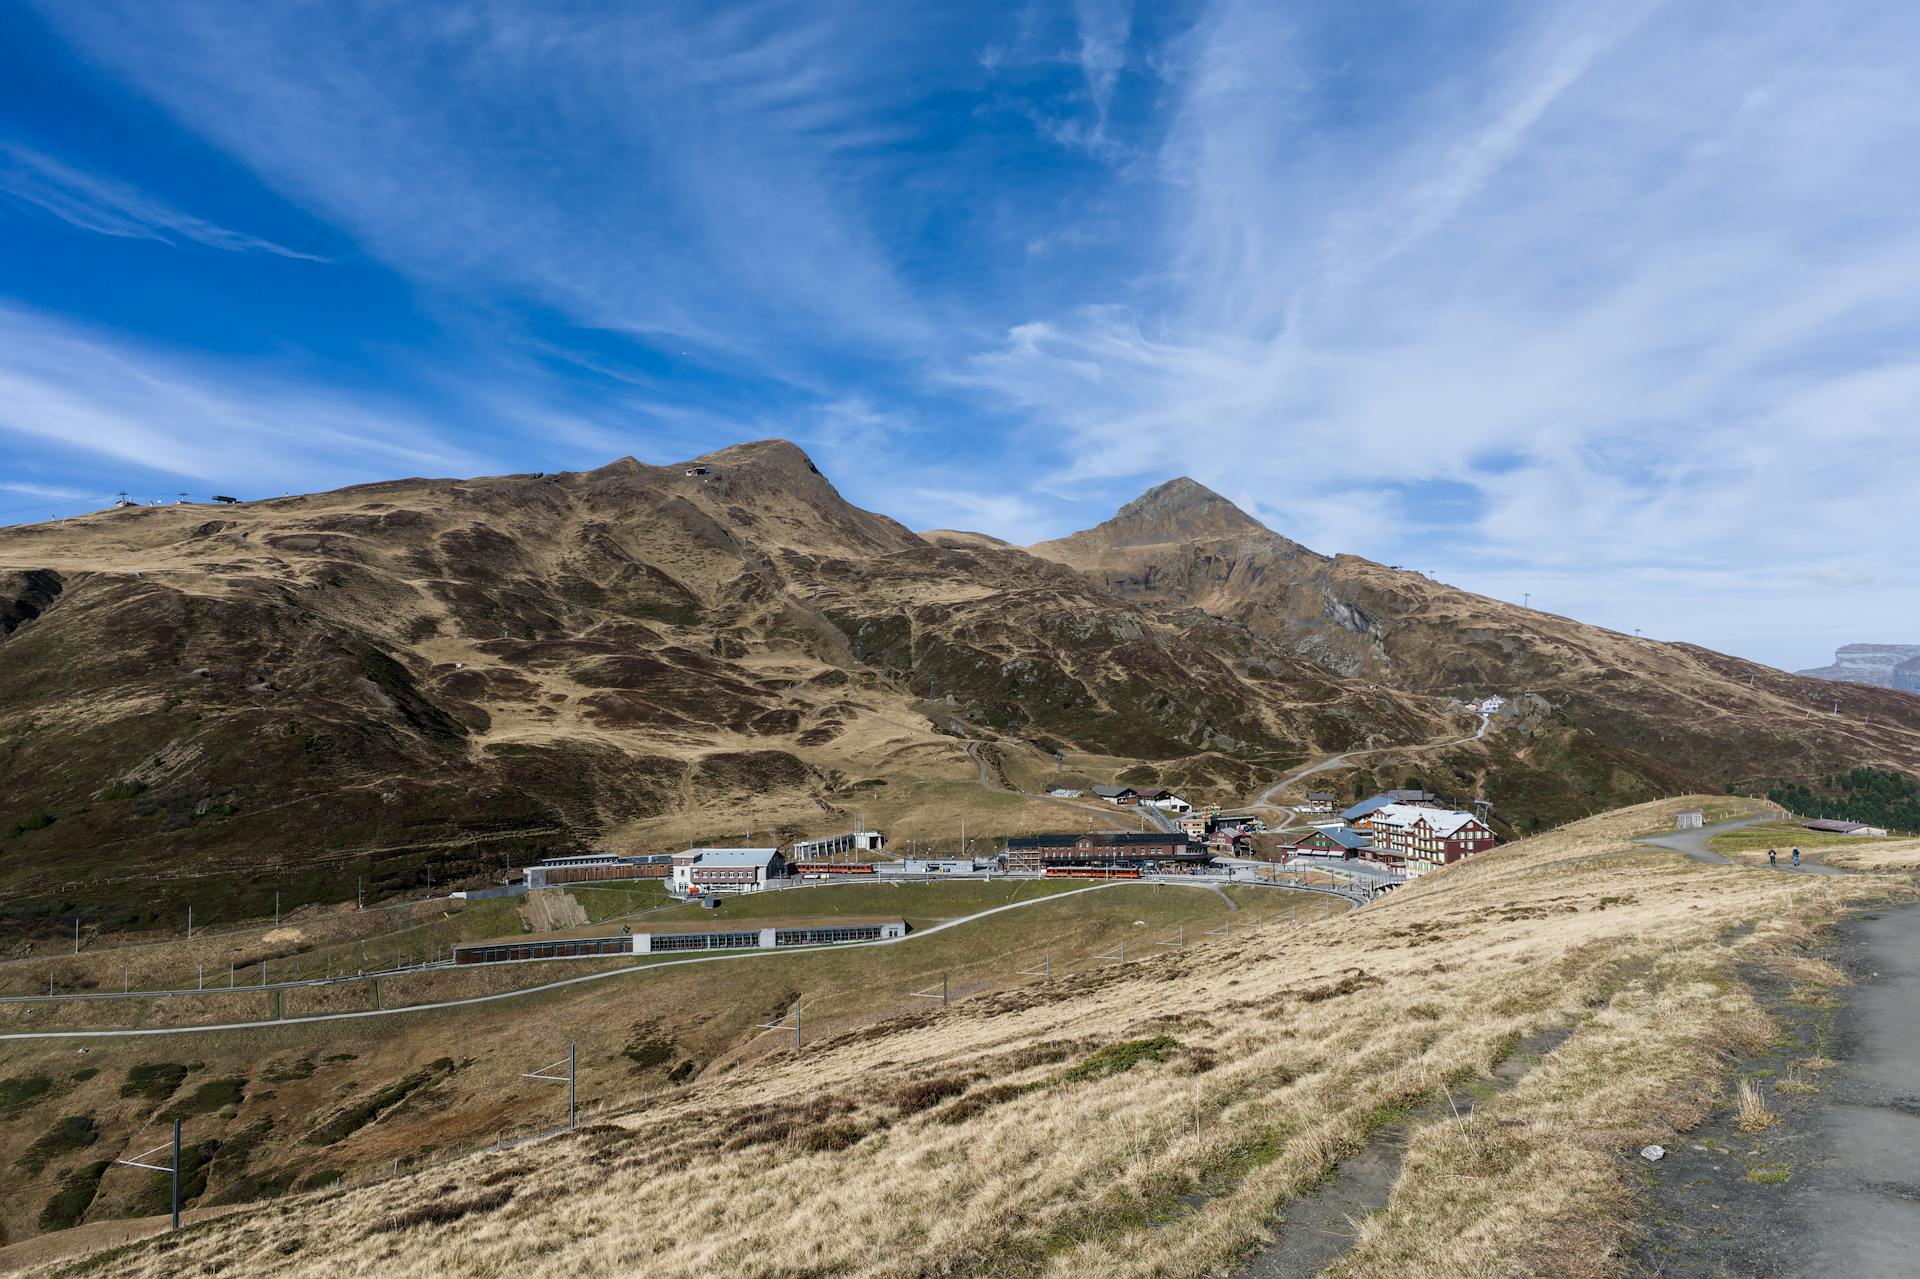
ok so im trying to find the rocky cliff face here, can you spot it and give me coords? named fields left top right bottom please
left=1797, top=644, right=1920, bottom=688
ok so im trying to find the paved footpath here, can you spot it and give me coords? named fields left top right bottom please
left=1778, top=902, right=1920, bottom=1277
left=1639, top=815, right=1919, bottom=1275
left=1636, top=813, right=1848, bottom=875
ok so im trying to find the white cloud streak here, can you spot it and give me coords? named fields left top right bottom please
left=964, top=0, right=1920, bottom=666
left=0, top=144, right=325, bottom=260
left=0, top=306, right=492, bottom=489
left=28, top=1, right=937, bottom=373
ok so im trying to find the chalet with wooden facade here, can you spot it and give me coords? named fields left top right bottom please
left=1364, top=806, right=1497, bottom=877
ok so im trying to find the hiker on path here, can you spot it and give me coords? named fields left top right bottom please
left=1792, top=847, right=1801, bottom=867
left=1768, top=848, right=1778, bottom=867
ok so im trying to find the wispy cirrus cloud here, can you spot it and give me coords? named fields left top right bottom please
left=0, top=143, right=325, bottom=260
left=964, top=0, right=1920, bottom=663
left=7, top=0, right=1920, bottom=668
left=0, top=305, right=491, bottom=489
left=28, top=1, right=940, bottom=375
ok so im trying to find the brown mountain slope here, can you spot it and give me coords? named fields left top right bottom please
left=5, top=449, right=1914, bottom=936
left=0, top=444, right=1435, bottom=935
left=1030, top=479, right=1920, bottom=824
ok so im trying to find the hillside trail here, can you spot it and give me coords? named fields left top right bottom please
left=1249, top=711, right=1492, bottom=817
left=1632, top=813, right=1920, bottom=1276
left=963, top=739, right=1168, bottom=832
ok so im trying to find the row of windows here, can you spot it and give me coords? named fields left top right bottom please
left=454, top=937, right=631, bottom=963
left=649, top=931, right=763, bottom=952
left=775, top=926, right=888, bottom=946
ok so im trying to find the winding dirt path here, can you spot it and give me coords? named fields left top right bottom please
left=1249, top=712, right=1493, bottom=814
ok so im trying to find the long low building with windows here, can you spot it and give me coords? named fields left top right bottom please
left=1003, top=831, right=1213, bottom=874
left=453, top=917, right=907, bottom=964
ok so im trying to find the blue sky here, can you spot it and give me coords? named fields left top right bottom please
left=2, top=0, right=1916, bottom=672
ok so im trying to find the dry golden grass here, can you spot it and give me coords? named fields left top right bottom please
left=17, top=795, right=1910, bottom=1279
left=1735, top=1078, right=1777, bottom=1133
left=1801, top=835, right=1920, bottom=873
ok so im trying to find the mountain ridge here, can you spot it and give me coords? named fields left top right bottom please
left=2, top=440, right=1917, bottom=934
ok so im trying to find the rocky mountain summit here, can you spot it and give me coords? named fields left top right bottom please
left=1798, top=644, right=1920, bottom=691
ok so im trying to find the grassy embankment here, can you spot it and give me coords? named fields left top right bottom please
left=21, top=795, right=1914, bottom=1279
left=0, top=878, right=1329, bottom=1255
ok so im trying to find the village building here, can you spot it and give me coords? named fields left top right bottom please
left=1365, top=806, right=1498, bottom=877
left=1003, top=832, right=1212, bottom=876
left=790, top=829, right=887, bottom=861
left=1674, top=809, right=1705, bottom=830
left=453, top=917, right=906, bottom=963
left=670, top=847, right=786, bottom=895
left=1288, top=825, right=1370, bottom=858
left=1303, top=791, right=1337, bottom=813
left=1802, top=818, right=1890, bottom=837
left=1091, top=784, right=1140, bottom=805
left=522, top=852, right=673, bottom=888
left=1178, top=813, right=1212, bottom=841
left=1342, top=791, right=1443, bottom=830
left=1137, top=787, right=1193, bottom=813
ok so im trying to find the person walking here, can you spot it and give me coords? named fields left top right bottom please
left=1792, top=847, right=1801, bottom=867
left=1768, top=848, right=1778, bottom=868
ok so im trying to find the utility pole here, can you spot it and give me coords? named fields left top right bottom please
left=186, top=906, right=192, bottom=940
left=522, top=1043, right=577, bottom=1132
left=1523, top=592, right=1531, bottom=609
left=74, top=917, right=79, bottom=954
left=115, top=1121, right=182, bottom=1231
left=274, top=892, right=280, bottom=926
left=758, top=1001, right=803, bottom=1049
left=357, top=877, right=364, bottom=911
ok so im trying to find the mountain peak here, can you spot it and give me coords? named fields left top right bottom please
left=1060, top=476, right=1270, bottom=550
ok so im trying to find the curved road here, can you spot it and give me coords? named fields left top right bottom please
left=1634, top=812, right=1848, bottom=875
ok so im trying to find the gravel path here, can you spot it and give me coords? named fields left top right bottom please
left=1633, top=813, right=1920, bottom=1276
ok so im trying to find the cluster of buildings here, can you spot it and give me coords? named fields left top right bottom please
left=1284, top=790, right=1499, bottom=878
left=1044, top=783, right=1194, bottom=814
left=511, top=781, right=1500, bottom=908
left=472, top=782, right=1504, bottom=970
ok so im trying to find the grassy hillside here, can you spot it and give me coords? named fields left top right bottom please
left=0, top=446, right=1438, bottom=938
left=0, top=879, right=1335, bottom=1249
left=11, top=797, right=1912, bottom=1277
